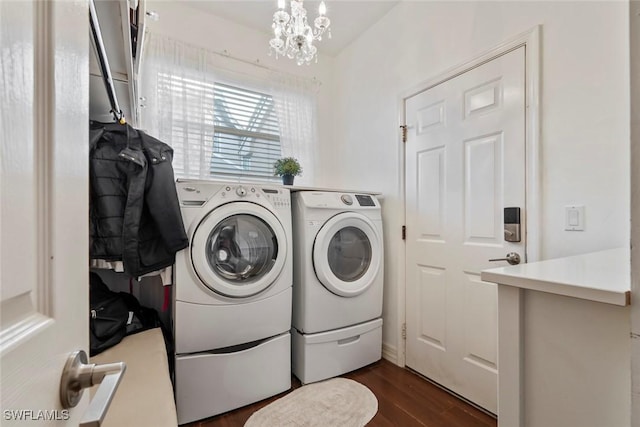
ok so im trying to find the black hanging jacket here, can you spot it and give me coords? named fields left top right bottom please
left=89, top=122, right=188, bottom=277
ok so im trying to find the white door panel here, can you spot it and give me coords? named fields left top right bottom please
left=1, top=1, right=90, bottom=425
left=416, top=266, right=447, bottom=350
left=405, top=47, right=526, bottom=412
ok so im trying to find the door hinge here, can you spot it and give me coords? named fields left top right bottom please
left=402, top=225, right=406, bottom=240
left=400, top=125, right=407, bottom=143
left=402, top=323, right=407, bottom=340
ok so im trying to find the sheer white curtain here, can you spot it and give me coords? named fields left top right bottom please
left=141, top=34, right=214, bottom=179
left=270, top=73, right=319, bottom=187
left=141, top=33, right=319, bottom=185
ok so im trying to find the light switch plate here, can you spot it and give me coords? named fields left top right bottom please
left=565, top=205, right=585, bottom=231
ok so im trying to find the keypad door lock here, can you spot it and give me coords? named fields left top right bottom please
left=504, top=207, right=521, bottom=242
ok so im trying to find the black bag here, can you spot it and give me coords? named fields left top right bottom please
left=90, top=273, right=128, bottom=355
left=89, top=273, right=164, bottom=356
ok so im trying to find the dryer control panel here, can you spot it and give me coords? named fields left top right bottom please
left=355, top=194, right=375, bottom=207
left=299, top=191, right=379, bottom=209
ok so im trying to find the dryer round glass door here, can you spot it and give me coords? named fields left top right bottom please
left=327, top=227, right=372, bottom=281
left=313, top=212, right=382, bottom=297
left=191, top=202, right=287, bottom=298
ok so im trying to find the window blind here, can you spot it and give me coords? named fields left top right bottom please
left=157, top=73, right=281, bottom=181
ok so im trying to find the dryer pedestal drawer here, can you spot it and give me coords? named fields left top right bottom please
left=175, top=332, right=291, bottom=425
left=292, top=318, right=382, bottom=384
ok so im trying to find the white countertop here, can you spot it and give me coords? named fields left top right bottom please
left=176, top=179, right=383, bottom=197
left=481, top=248, right=630, bottom=306
left=287, top=184, right=382, bottom=196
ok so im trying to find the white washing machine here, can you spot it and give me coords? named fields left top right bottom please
left=291, top=191, right=384, bottom=384
left=173, top=180, right=292, bottom=424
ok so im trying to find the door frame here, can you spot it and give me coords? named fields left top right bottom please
left=394, top=26, right=541, bottom=367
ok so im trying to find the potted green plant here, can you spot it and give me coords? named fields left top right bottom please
left=273, top=157, right=302, bottom=185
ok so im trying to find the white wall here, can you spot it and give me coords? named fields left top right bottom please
left=141, top=0, right=630, bottom=362
left=330, top=1, right=630, bottom=355
left=144, top=1, right=336, bottom=186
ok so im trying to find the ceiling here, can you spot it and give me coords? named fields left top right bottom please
left=177, top=1, right=399, bottom=56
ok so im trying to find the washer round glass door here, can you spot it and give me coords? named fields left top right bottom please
left=191, top=202, right=287, bottom=298
left=313, top=212, right=382, bottom=297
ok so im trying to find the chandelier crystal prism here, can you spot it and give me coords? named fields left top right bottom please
left=269, top=0, right=331, bottom=66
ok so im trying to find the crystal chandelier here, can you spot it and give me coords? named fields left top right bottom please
left=269, top=0, right=331, bottom=66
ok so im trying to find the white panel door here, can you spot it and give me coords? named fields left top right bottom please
left=1, top=1, right=90, bottom=425
left=405, top=47, right=526, bottom=413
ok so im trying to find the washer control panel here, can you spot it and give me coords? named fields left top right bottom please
left=265, top=191, right=290, bottom=208
left=177, top=181, right=290, bottom=208
left=218, top=185, right=290, bottom=207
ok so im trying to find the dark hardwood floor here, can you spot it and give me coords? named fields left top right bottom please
left=184, top=359, right=497, bottom=427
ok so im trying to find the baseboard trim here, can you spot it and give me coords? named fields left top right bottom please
left=382, top=343, right=398, bottom=365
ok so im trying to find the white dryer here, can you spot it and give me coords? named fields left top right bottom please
left=173, top=180, right=292, bottom=424
left=291, top=191, right=384, bottom=384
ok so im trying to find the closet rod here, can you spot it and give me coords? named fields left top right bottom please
left=150, top=34, right=321, bottom=88
left=215, top=49, right=322, bottom=87
left=89, top=0, right=125, bottom=124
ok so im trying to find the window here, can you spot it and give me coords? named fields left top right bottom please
left=156, top=73, right=281, bottom=180
left=212, top=83, right=281, bottom=179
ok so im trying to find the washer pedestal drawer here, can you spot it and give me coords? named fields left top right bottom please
left=174, top=287, right=292, bottom=353
left=292, top=318, right=382, bottom=384
left=175, top=332, right=291, bottom=425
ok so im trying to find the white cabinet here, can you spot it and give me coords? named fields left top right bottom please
left=89, top=0, right=146, bottom=126
left=482, top=248, right=631, bottom=427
